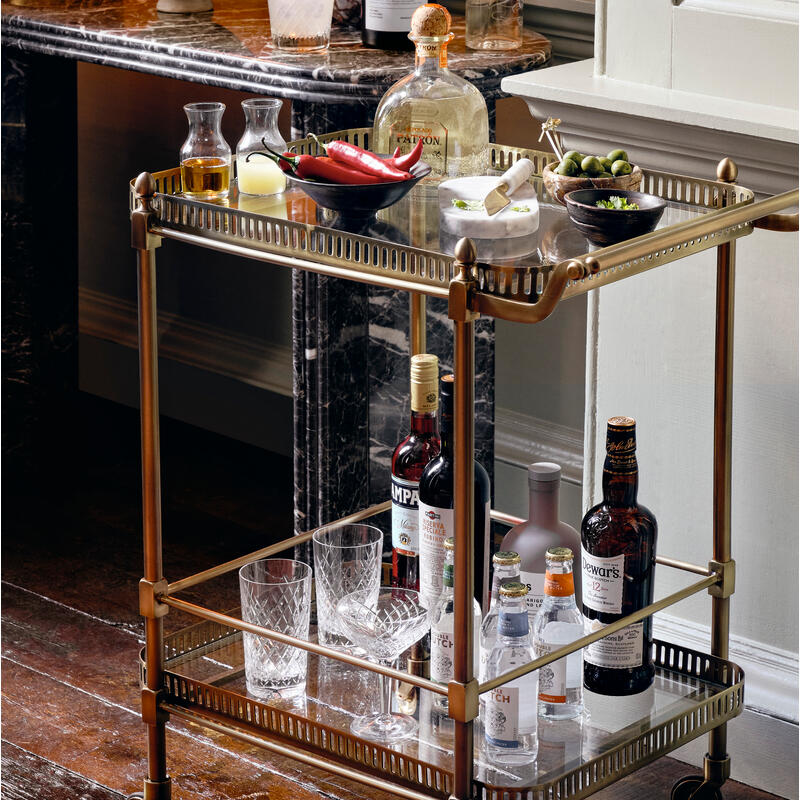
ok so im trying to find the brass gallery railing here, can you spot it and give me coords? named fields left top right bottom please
left=129, top=130, right=798, bottom=800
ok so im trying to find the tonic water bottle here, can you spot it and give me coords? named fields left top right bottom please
left=532, top=547, right=583, bottom=720
left=430, top=536, right=481, bottom=709
left=483, top=582, right=538, bottom=765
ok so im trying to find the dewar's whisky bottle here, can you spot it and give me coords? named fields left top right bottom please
left=581, top=417, right=657, bottom=696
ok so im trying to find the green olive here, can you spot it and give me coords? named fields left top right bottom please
left=554, top=159, right=579, bottom=177
left=611, top=159, right=633, bottom=176
left=598, top=171, right=614, bottom=178
left=578, top=172, right=591, bottom=178
left=581, top=156, right=604, bottom=176
left=563, top=150, right=584, bottom=166
left=607, top=148, right=628, bottom=163
left=600, top=157, right=614, bottom=171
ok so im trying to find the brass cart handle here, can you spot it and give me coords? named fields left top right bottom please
left=753, top=211, right=799, bottom=232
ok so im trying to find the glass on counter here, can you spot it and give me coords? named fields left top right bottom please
left=267, top=0, right=335, bottom=52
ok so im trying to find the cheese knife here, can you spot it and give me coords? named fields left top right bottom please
left=483, top=158, right=535, bottom=217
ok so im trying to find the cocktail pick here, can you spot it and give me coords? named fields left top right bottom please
left=539, top=117, right=565, bottom=162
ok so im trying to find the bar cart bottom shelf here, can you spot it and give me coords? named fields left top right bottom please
left=146, top=619, right=744, bottom=800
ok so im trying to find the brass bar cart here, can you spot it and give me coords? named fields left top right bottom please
left=129, top=130, right=798, bottom=800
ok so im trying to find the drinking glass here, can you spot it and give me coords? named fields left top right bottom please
left=336, top=588, right=429, bottom=742
left=238, top=558, right=312, bottom=699
left=267, top=0, right=335, bottom=52
left=312, top=524, right=383, bottom=649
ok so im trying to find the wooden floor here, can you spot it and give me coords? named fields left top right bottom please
left=1, top=394, right=781, bottom=800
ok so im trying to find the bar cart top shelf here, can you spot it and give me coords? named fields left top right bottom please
left=132, top=128, right=761, bottom=326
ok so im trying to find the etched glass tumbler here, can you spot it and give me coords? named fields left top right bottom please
left=312, top=524, right=382, bottom=650
left=238, top=558, right=312, bottom=699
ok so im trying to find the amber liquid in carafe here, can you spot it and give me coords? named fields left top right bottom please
left=180, top=157, right=231, bottom=198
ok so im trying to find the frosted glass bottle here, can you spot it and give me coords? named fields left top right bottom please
left=500, top=462, right=582, bottom=619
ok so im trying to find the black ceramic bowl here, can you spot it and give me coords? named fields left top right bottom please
left=564, top=189, right=667, bottom=246
left=286, top=158, right=431, bottom=218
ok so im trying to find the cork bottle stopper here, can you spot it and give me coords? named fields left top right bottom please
left=410, top=3, right=451, bottom=37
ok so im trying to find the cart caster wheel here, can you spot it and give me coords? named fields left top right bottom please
left=671, top=776, right=723, bottom=800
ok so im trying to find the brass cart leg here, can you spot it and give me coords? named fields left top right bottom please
left=672, top=159, right=739, bottom=800
left=131, top=174, right=172, bottom=800
left=449, top=240, right=480, bottom=800
left=410, top=292, right=427, bottom=356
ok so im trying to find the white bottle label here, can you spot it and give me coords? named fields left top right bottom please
left=430, top=630, right=454, bottom=683
left=518, top=571, right=546, bottom=613
left=583, top=619, right=644, bottom=669
left=581, top=549, right=625, bottom=614
left=391, top=475, right=419, bottom=555
left=365, top=0, right=424, bottom=32
left=536, top=642, right=567, bottom=703
left=418, top=504, right=453, bottom=609
left=485, top=686, right=520, bottom=748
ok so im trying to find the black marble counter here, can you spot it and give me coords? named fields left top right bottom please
left=2, top=0, right=550, bottom=118
left=2, top=0, right=552, bottom=536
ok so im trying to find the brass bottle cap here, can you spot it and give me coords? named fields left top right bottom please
left=546, top=546, right=573, bottom=561
left=499, top=581, right=528, bottom=598
left=493, top=550, right=521, bottom=565
left=410, top=3, right=451, bottom=37
left=410, top=353, right=439, bottom=413
left=608, top=416, right=635, bottom=429
left=443, top=536, right=455, bottom=551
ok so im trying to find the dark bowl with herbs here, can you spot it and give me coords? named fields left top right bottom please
left=564, top=189, right=667, bottom=246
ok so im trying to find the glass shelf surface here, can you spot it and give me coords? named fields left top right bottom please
left=160, top=619, right=741, bottom=796
left=202, top=175, right=709, bottom=269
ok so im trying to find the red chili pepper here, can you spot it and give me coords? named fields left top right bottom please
left=391, top=146, right=401, bottom=158
left=258, top=150, right=386, bottom=184
left=310, top=134, right=412, bottom=181
left=391, top=139, right=424, bottom=171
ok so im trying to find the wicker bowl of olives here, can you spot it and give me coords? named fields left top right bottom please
left=542, top=148, right=642, bottom=206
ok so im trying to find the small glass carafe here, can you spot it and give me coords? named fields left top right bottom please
left=236, top=98, right=287, bottom=196
left=180, top=102, right=231, bottom=200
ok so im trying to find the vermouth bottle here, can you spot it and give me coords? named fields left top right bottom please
left=483, top=582, right=538, bottom=765
left=418, top=374, right=491, bottom=611
left=391, top=353, right=441, bottom=591
left=429, top=537, right=482, bottom=707
left=581, top=417, right=657, bottom=695
left=372, top=3, right=490, bottom=181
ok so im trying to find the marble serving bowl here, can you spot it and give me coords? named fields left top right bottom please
left=564, top=189, right=667, bottom=246
left=542, top=161, right=643, bottom=206
left=286, top=158, right=430, bottom=218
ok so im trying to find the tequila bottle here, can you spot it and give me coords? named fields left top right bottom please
left=532, top=547, right=583, bottom=719
left=372, top=3, right=490, bottom=182
left=483, top=582, right=538, bottom=765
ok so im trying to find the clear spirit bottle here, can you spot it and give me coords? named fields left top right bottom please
left=430, top=536, right=482, bottom=708
left=372, top=3, right=490, bottom=182
left=532, top=547, right=583, bottom=720
left=483, top=582, right=538, bottom=765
